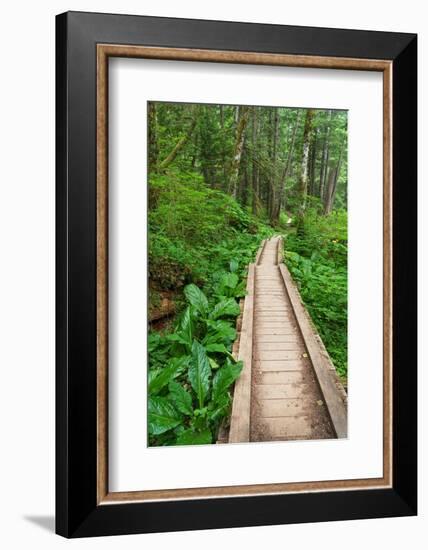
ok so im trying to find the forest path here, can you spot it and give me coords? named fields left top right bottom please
left=249, top=237, right=335, bottom=442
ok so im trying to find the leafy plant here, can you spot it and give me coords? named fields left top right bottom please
left=284, top=208, right=348, bottom=380
left=148, top=282, right=244, bottom=446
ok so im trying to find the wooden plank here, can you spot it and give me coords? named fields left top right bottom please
left=256, top=398, right=305, bottom=417
left=255, top=300, right=289, bottom=306
left=256, top=371, right=303, bottom=385
left=255, top=313, right=292, bottom=319
left=277, top=236, right=284, bottom=265
left=255, top=383, right=308, bottom=399
left=256, top=293, right=287, bottom=298
left=254, top=349, right=303, bottom=361
left=255, top=308, right=290, bottom=312
left=256, top=293, right=284, bottom=296
left=255, top=342, right=304, bottom=351
left=229, top=264, right=255, bottom=443
left=255, top=317, right=293, bottom=322
left=255, top=291, right=286, bottom=295
left=255, top=317, right=293, bottom=323
left=255, top=328, right=297, bottom=334
left=255, top=335, right=301, bottom=343
left=255, top=360, right=305, bottom=372
left=255, top=316, right=292, bottom=321
left=255, top=309, right=292, bottom=313
left=254, top=240, right=266, bottom=265
left=254, top=416, right=312, bottom=438
left=279, top=264, right=347, bottom=438
left=255, top=328, right=299, bottom=335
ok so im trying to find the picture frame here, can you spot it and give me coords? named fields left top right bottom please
left=56, top=10, right=417, bottom=538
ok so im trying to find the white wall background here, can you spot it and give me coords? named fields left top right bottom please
left=0, top=0, right=425, bottom=548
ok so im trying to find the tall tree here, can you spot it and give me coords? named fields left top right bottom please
left=324, top=143, right=344, bottom=214
left=318, top=110, right=333, bottom=200
left=219, top=105, right=228, bottom=190
left=148, top=102, right=159, bottom=172
left=228, top=106, right=251, bottom=197
left=308, top=128, right=318, bottom=196
left=159, top=105, right=199, bottom=171
left=297, top=109, right=315, bottom=221
left=271, top=110, right=301, bottom=224
left=251, top=107, right=259, bottom=214
left=268, top=108, right=280, bottom=221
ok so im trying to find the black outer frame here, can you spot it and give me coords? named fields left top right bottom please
left=56, top=11, right=417, bottom=538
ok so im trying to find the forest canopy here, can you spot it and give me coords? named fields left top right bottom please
left=147, top=101, right=348, bottom=446
left=149, top=102, right=347, bottom=221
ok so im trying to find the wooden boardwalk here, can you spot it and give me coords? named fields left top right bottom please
left=229, top=236, right=347, bottom=444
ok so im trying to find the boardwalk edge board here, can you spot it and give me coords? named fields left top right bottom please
left=228, top=263, right=255, bottom=442
left=255, top=239, right=266, bottom=266
left=278, top=260, right=348, bottom=438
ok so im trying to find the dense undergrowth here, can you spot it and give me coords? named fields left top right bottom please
left=148, top=171, right=274, bottom=445
left=284, top=205, right=348, bottom=380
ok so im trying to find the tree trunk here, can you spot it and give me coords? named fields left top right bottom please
left=271, top=110, right=301, bottom=224
left=148, top=102, right=159, bottom=172
left=159, top=105, right=199, bottom=171
left=220, top=105, right=228, bottom=190
left=251, top=107, right=259, bottom=214
left=319, top=110, right=332, bottom=200
left=323, top=166, right=336, bottom=215
left=323, top=144, right=344, bottom=214
left=269, top=108, right=280, bottom=222
left=309, top=131, right=318, bottom=196
left=228, top=106, right=250, bottom=197
left=297, top=109, right=315, bottom=221
left=240, top=148, right=249, bottom=206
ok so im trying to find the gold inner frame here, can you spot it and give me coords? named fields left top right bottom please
left=96, top=44, right=393, bottom=505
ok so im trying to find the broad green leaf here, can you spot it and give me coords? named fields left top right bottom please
left=221, top=272, right=239, bottom=289
left=188, top=341, right=212, bottom=408
left=166, top=333, right=191, bottom=346
left=176, top=428, right=212, bottom=446
left=208, top=357, right=220, bottom=370
left=148, top=332, right=162, bottom=353
left=212, top=360, right=243, bottom=404
left=229, top=259, right=239, bottom=273
left=210, top=298, right=240, bottom=320
left=148, top=368, right=161, bottom=387
left=177, top=306, right=193, bottom=346
left=234, top=280, right=247, bottom=297
left=184, top=284, right=208, bottom=315
left=148, top=397, right=182, bottom=435
left=205, top=343, right=229, bottom=354
left=168, top=381, right=193, bottom=416
left=148, top=361, right=182, bottom=395
left=203, top=320, right=236, bottom=345
left=208, top=393, right=231, bottom=421
left=169, top=355, right=191, bottom=370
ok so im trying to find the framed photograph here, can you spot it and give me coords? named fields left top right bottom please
left=56, top=11, right=417, bottom=538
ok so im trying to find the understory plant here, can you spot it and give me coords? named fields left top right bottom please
left=148, top=271, right=245, bottom=446
left=284, top=208, right=348, bottom=380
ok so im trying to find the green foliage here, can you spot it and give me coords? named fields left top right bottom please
left=284, top=207, right=348, bottom=379
left=189, top=341, right=212, bottom=408
left=148, top=396, right=183, bottom=435
left=148, top=282, right=244, bottom=446
left=184, top=284, right=209, bottom=316
left=148, top=170, right=270, bottom=295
